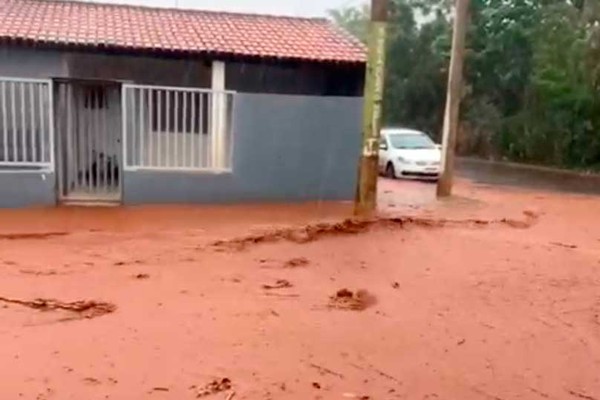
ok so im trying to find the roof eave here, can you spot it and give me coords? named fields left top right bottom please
left=0, top=37, right=367, bottom=66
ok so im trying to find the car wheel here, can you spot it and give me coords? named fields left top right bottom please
left=385, top=163, right=396, bottom=179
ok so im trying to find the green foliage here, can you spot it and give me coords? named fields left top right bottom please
left=384, top=0, right=450, bottom=138
left=494, top=1, right=600, bottom=167
left=329, top=0, right=600, bottom=170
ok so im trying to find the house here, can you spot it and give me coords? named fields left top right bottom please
left=0, top=0, right=365, bottom=208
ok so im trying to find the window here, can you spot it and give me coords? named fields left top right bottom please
left=0, top=78, right=52, bottom=167
left=123, top=85, right=233, bottom=171
left=150, top=91, right=210, bottom=134
left=388, top=133, right=436, bottom=150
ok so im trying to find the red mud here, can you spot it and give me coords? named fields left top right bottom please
left=209, top=212, right=538, bottom=251
left=0, top=297, right=116, bottom=320
left=0, top=231, right=69, bottom=240
left=328, top=289, right=378, bottom=311
left=261, top=279, right=294, bottom=290
left=1, top=179, right=600, bottom=399
left=194, top=377, right=234, bottom=398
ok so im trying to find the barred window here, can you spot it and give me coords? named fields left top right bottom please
left=123, top=85, right=233, bottom=171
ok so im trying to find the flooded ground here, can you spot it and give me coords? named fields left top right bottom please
left=1, top=164, right=600, bottom=399
left=457, top=157, right=600, bottom=195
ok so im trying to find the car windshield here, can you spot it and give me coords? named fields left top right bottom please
left=388, top=133, right=436, bottom=149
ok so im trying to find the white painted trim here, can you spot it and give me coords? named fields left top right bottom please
left=211, top=61, right=227, bottom=169
left=211, top=61, right=226, bottom=91
left=122, top=83, right=234, bottom=95
left=48, top=80, right=56, bottom=173
left=0, top=161, right=53, bottom=167
left=0, top=168, right=53, bottom=174
left=121, top=81, right=233, bottom=172
left=121, top=85, right=128, bottom=169
left=0, top=77, right=53, bottom=84
left=124, top=166, right=232, bottom=174
left=0, top=78, right=54, bottom=171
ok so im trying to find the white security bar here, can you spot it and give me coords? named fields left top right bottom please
left=0, top=77, right=53, bottom=169
left=122, top=84, right=234, bottom=171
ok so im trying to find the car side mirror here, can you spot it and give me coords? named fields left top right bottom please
left=379, top=142, right=388, bottom=151
left=435, top=144, right=442, bottom=150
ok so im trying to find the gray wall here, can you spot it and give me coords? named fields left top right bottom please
left=0, top=46, right=211, bottom=87
left=0, top=47, right=68, bottom=79
left=0, top=45, right=363, bottom=207
left=0, top=172, right=55, bottom=208
left=0, top=45, right=363, bottom=96
left=226, top=60, right=365, bottom=96
left=123, top=93, right=362, bottom=204
left=66, top=52, right=211, bottom=87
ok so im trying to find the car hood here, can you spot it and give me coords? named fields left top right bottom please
left=390, top=148, right=441, bottom=162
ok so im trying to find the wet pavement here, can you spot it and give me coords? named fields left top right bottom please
left=457, top=158, right=600, bottom=195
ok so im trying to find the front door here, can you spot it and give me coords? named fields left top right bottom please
left=54, top=80, right=122, bottom=203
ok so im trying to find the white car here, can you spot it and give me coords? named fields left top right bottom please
left=379, top=128, right=442, bottom=180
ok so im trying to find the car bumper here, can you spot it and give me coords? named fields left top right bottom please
left=401, top=170, right=440, bottom=179
left=396, top=163, right=441, bottom=178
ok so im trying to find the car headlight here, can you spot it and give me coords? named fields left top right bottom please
left=398, top=157, right=412, bottom=164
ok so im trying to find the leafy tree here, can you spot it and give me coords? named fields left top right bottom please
left=329, top=0, right=451, bottom=138
left=526, top=2, right=600, bottom=166
left=329, top=0, right=600, bottom=170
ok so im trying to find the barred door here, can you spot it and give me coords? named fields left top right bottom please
left=54, top=81, right=122, bottom=203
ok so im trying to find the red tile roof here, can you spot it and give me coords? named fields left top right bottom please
left=0, top=0, right=366, bottom=63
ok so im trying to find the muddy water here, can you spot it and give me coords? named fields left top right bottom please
left=0, top=202, right=354, bottom=237
left=1, top=180, right=600, bottom=399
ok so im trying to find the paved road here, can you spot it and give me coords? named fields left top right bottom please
left=457, top=158, right=600, bottom=195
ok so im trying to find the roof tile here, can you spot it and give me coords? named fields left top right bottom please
left=0, top=0, right=366, bottom=63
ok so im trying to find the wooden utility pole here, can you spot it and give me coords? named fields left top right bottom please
left=437, top=0, right=469, bottom=197
left=354, top=0, right=388, bottom=216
